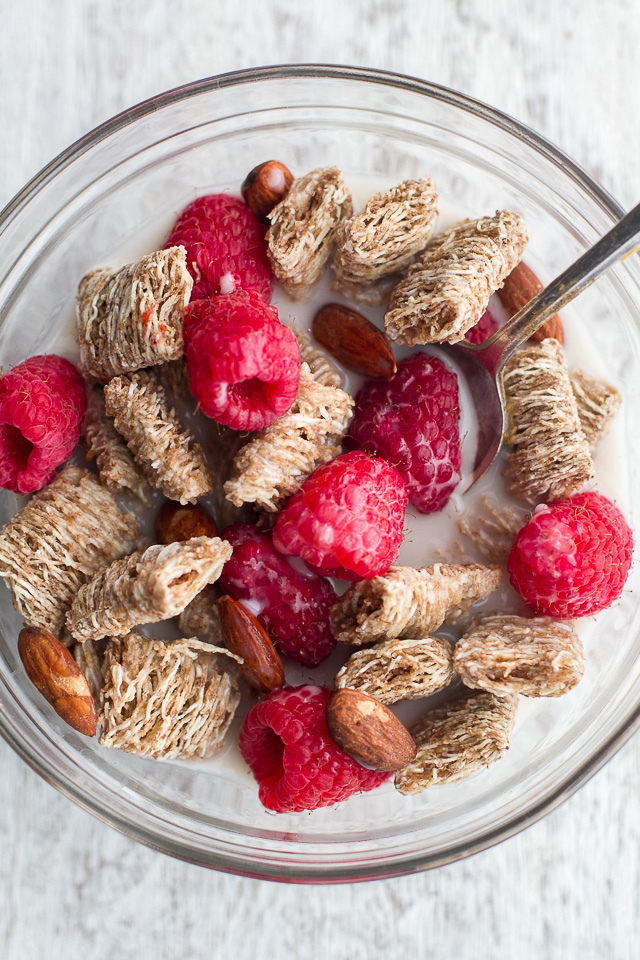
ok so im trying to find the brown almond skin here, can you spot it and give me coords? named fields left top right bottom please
left=241, top=160, right=294, bottom=221
left=217, top=596, right=284, bottom=693
left=156, top=502, right=218, bottom=544
left=326, top=688, right=416, bottom=772
left=497, top=262, right=564, bottom=344
left=18, top=626, right=97, bottom=736
left=313, top=303, right=397, bottom=379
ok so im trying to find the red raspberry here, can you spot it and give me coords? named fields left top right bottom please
left=239, top=685, right=390, bottom=812
left=183, top=292, right=300, bottom=430
left=220, top=523, right=337, bottom=667
left=507, top=492, right=633, bottom=618
left=0, top=355, right=86, bottom=495
left=348, top=353, right=461, bottom=514
left=167, top=193, right=272, bottom=301
left=272, top=451, right=407, bottom=581
left=465, top=307, right=500, bottom=344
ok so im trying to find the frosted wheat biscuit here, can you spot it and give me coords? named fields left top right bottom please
left=455, top=614, right=584, bottom=698
left=67, top=537, right=232, bottom=643
left=394, top=689, right=518, bottom=794
left=178, top=585, right=224, bottom=645
left=570, top=369, right=622, bottom=448
left=290, top=327, right=343, bottom=388
left=224, top=363, right=354, bottom=513
left=457, top=496, right=527, bottom=564
left=104, top=368, right=213, bottom=504
left=77, top=246, right=192, bottom=381
left=84, top=385, right=150, bottom=502
left=385, top=211, right=528, bottom=345
left=0, top=465, right=141, bottom=635
left=335, top=636, right=454, bottom=705
left=99, top=632, right=240, bottom=760
left=332, top=178, right=438, bottom=299
left=503, top=338, right=594, bottom=501
left=267, top=167, right=353, bottom=298
left=331, top=563, right=503, bottom=645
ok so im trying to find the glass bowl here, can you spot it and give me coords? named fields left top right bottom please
left=1, top=65, right=639, bottom=884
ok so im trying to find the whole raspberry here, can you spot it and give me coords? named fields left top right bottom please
left=465, top=307, right=500, bottom=344
left=167, top=193, right=273, bottom=301
left=220, top=523, right=337, bottom=667
left=273, top=451, right=407, bottom=581
left=183, top=292, right=300, bottom=430
left=507, top=492, right=633, bottom=618
left=348, top=353, right=461, bottom=514
left=239, top=685, right=390, bottom=812
left=0, top=355, right=86, bottom=495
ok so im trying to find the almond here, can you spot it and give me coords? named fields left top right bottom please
left=497, top=262, right=564, bottom=344
left=312, top=303, right=397, bottom=379
left=156, top=501, right=218, bottom=544
left=18, top=626, right=97, bottom=736
left=241, top=160, right=294, bottom=221
left=326, top=688, right=417, bottom=772
left=217, top=595, right=284, bottom=693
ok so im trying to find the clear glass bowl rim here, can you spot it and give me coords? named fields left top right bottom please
left=0, top=63, right=636, bottom=884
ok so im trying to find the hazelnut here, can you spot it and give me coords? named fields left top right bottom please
left=241, top=160, right=294, bottom=221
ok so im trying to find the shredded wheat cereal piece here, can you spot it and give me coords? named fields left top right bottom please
left=178, top=585, right=224, bottom=645
left=457, top=496, right=527, bottom=564
left=66, top=537, right=233, bottom=643
left=76, top=246, right=192, bottom=381
left=394, top=689, right=518, bottom=794
left=570, top=369, right=622, bottom=448
left=331, top=563, right=503, bottom=645
left=156, top=357, right=192, bottom=404
left=335, top=636, right=454, bottom=705
left=385, top=211, right=528, bottom=345
left=104, top=368, right=213, bottom=504
left=455, top=614, right=584, bottom=698
left=332, top=178, right=438, bottom=285
left=0, top=466, right=140, bottom=635
left=74, top=638, right=107, bottom=708
left=84, top=385, right=150, bottom=502
left=205, top=425, right=257, bottom=529
left=99, top=632, right=240, bottom=760
left=266, top=167, right=353, bottom=298
left=503, top=338, right=594, bottom=501
left=290, top=327, right=343, bottom=387
left=224, top=363, right=354, bottom=512
left=331, top=272, right=400, bottom=308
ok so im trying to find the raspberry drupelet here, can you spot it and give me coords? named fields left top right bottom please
left=0, top=355, right=86, bottom=494
left=273, top=450, right=408, bottom=581
left=507, top=491, right=633, bottom=618
left=183, top=291, right=300, bottom=431
left=220, top=523, right=337, bottom=667
left=166, top=193, right=273, bottom=302
left=348, top=353, right=461, bottom=514
left=239, top=685, right=390, bottom=813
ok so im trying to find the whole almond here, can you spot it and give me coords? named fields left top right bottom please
left=326, top=688, right=416, bottom=772
left=18, top=626, right=97, bottom=736
left=156, top=501, right=218, bottom=544
left=313, top=303, right=397, bottom=379
left=497, top=262, right=564, bottom=344
left=217, top=595, right=284, bottom=693
left=242, top=160, right=294, bottom=221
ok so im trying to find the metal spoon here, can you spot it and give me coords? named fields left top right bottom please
left=447, top=201, right=640, bottom=490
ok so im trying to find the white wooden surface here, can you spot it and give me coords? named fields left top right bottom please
left=1, top=2, right=639, bottom=957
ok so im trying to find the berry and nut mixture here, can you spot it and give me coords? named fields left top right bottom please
left=0, top=160, right=633, bottom=815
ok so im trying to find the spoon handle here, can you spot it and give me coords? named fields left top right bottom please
left=486, top=199, right=640, bottom=368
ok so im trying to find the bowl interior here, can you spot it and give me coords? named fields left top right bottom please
left=1, top=67, right=640, bottom=881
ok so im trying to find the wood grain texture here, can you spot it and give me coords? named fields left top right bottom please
left=1, top=1, right=640, bottom=958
